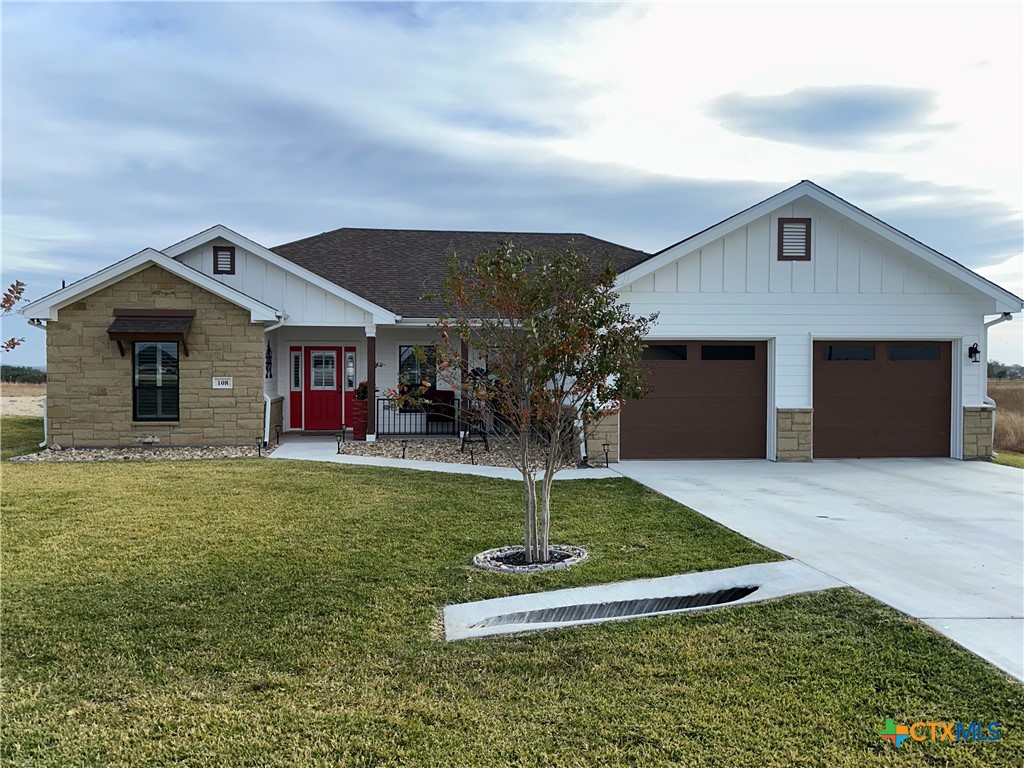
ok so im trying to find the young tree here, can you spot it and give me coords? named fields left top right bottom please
left=1, top=281, right=27, bottom=352
left=436, top=242, right=657, bottom=564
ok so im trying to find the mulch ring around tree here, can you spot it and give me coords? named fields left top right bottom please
left=473, top=545, right=588, bottom=574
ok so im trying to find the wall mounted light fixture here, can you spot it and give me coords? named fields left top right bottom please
left=968, top=343, right=981, bottom=363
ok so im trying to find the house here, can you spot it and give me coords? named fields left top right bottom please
left=21, top=181, right=1022, bottom=461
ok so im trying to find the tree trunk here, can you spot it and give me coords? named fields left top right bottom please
left=522, top=470, right=538, bottom=563
left=538, top=422, right=562, bottom=563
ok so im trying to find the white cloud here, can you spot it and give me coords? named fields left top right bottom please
left=0, top=216, right=95, bottom=276
left=543, top=3, right=1023, bottom=210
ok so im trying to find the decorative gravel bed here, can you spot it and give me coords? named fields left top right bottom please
left=335, top=437, right=588, bottom=470
left=10, top=444, right=278, bottom=463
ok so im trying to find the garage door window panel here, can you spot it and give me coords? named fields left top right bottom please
left=642, top=345, right=687, bottom=361
left=822, top=344, right=875, bottom=362
left=889, top=343, right=941, bottom=361
left=701, top=344, right=756, bottom=361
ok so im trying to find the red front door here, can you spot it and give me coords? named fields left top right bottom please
left=304, top=347, right=343, bottom=430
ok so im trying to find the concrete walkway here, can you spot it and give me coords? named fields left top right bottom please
left=268, top=435, right=619, bottom=480
left=614, top=459, right=1024, bottom=682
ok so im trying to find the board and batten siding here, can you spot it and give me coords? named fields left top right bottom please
left=176, top=241, right=375, bottom=326
left=619, top=201, right=990, bottom=409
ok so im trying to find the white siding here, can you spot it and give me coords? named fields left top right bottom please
left=176, top=240, right=375, bottom=326
left=621, top=203, right=991, bottom=409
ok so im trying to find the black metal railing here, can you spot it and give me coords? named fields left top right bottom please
left=375, top=397, right=461, bottom=436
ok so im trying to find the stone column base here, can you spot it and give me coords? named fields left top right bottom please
left=963, top=407, right=994, bottom=460
left=776, top=409, right=813, bottom=461
left=585, top=413, right=619, bottom=464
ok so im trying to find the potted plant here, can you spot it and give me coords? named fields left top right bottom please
left=350, top=380, right=369, bottom=441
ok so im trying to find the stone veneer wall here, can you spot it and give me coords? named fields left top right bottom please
left=46, top=265, right=265, bottom=447
left=962, top=406, right=994, bottom=460
left=776, top=408, right=813, bottom=461
left=585, top=413, right=619, bottom=464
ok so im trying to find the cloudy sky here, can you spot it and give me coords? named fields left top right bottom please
left=2, top=1, right=1022, bottom=367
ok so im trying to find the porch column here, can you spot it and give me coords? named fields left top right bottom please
left=460, top=337, right=469, bottom=436
left=366, top=325, right=376, bottom=440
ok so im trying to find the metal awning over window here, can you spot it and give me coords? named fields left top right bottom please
left=107, top=309, right=195, bottom=357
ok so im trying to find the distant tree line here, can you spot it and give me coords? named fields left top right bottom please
left=989, top=360, right=1024, bottom=380
left=0, top=365, right=46, bottom=384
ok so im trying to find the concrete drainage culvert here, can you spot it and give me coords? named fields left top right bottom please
left=470, top=586, right=759, bottom=629
left=444, top=559, right=845, bottom=641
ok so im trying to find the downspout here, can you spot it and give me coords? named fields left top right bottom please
left=39, top=396, right=48, bottom=449
left=262, top=313, right=286, bottom=445
left=26, top=318, right=49, bottom=448
left=264, top=312, right=286, bottom=334
left=263, top=393, right=272, bottom=447
left=982, top=313, right=1013, bottom=456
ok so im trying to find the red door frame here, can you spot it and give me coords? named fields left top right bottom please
left=289, top=346, right=303, bottom=429
left=295, top=346, right=357, bottom=431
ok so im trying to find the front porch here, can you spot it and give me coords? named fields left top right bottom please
left=263, top=324, right=472, bottom=440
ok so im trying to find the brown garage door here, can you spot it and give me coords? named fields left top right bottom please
left=813, top=341, right=951, bottom=458
left=621, top=341, right=767, bottom=459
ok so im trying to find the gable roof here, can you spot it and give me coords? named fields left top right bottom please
left=21, top=248, right=281, bottom=322
left=616, top=180, right=1024, bottom=313
left=272, top=228, right=651, bottom=317
left=163, top=224, right=398, bottom=324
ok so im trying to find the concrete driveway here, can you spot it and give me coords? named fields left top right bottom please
left=614, top=459, right=1024, bottom=681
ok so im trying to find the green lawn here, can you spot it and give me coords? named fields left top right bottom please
left=1, top=416, right=43, bottom=460
left=994, top=451, right=1024, bottom=469
left=2, top=426, right=1022, bottom=766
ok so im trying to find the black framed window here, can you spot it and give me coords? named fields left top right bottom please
left=889, top=344, right=941, bottom=361
left=822, top=344, right=875, bottom=362
left=399, top=345, right=437, bottom=391
left=642, top=345, right=687, bottom=360
left=133, top=341, right=179, bottom=421
left=701, top=344, right=756, bottom=361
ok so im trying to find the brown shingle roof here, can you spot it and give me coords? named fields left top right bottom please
left=272, top=228, right=651, bottom=317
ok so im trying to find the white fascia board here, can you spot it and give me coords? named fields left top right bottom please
left=21, top=248, right=281, bottom=322
left=617, top=180, right=1024, bottom=312
left=163, top=225, right=399, bottom=324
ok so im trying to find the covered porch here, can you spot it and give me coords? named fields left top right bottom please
left=263, top=323, right=470, bottom=440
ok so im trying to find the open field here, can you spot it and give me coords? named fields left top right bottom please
left=989, top=379, right=1024, bottom=454
left=2, top=420, right=1022, bottom=767
left=0, top=382, right=45, bottom=418
left=0, top=382, right=46, bottom=397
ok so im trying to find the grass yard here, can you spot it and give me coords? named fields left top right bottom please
left=0, top=416, right=44, bottom=460
left=2, top=424, right=1023, bottom=766
left=993, top=451, right=1024, bottom=469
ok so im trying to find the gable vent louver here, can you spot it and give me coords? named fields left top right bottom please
left=213, top=245, right=236, bottom=275
left=778, top=218, right=811, bottom=261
